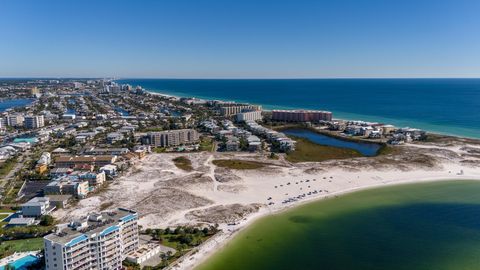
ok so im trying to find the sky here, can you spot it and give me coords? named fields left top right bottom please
left=1, top=0, right=480, bottom=78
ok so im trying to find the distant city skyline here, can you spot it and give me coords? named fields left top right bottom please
left=1, top=0, right=480, bottom=78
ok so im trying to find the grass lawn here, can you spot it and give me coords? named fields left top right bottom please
left=286, top=136, right=363, bottom=163
left=173, top=156, right=193, bottom=171
left=0, top=213, right=10, bottom=221
left=0, top=208, right=16, bottom=213
left=0, top=157, right=18, bottom=178
left=160, top=233, right=211, bottom=250
left=0, top=237, right=44, bottom=257
left=199, top=137, right=215, bottom=152
left=212, top=159, right=266, bottom=170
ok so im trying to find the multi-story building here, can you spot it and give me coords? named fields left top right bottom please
left=6, top=114, right=25, bottom=127
left=44, top=178, right=90, bottom=198
left=30, top=86, right=40, bottom=96
left=24, top=115, right=45, bottom=129
left=235, top=110, right=262, bottom=122
left=145, top=129, right=199, bottom=147
left=271, top=110, right=333, bottom=122
left=75, top=171, right=106, bottom=190
left=218, top=104, right=262, bottom=116
left=21, top=197, right=53, bottom=217
left=54, top=155, right=117, bottom=168
left=44, top=208, right=139, bottom=270
left=84, top=147, right=130, bottom=156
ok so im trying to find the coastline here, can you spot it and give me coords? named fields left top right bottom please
left=137, top=86, right=480, bottom=140
left=99, top=83, right=480, bottom=269
left=175, top=174, right=480, bottom=270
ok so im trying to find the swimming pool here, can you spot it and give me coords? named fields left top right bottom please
left=12, top=137, right=38, bottom=144
left=0, top=255, right=39, bottom=270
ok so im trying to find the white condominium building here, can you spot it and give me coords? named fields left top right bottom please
left=44, top=208, right=139, bottom=270
left=235, top=110, right=262, bottom=122
left=146, top=129, right=199, bottom=147
left=25, top=115, right=45, bottom=129
left=6, top=114, right=25, bottom=127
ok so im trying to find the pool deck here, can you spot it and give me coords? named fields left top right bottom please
left=0, top=251, right=41, bottom=268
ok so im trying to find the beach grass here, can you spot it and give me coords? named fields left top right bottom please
left=153, top=147, right=166, bottom=153
left=99, top=202, right=114, bottom=211
left=173, top=156, right=194, bottom=171
left=212, top=159, right=265, bottom=170
left=286, top=136, right=363, bottom=163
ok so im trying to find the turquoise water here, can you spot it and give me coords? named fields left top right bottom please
left=0, top=99, right=34, bottom=112
left=13, top=137, right=38, bottom=144
left=117, top=79, right=480, bottom=138
left=283, top=128, right=381, bottom=156
left=197, top=181, right=480, bottom=270
left=0, top=255, right=39, bottom=270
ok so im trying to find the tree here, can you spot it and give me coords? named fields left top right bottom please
left=40, top=215, right=55, bottom=226
left=239, top=138, right=248, bottom=151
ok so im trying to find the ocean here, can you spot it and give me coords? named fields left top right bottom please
left=117, top=79, right=480, bottom=138
left=196, top=181, right=480, bottom=270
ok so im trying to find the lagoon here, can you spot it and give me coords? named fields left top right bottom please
left=196, top=180, right=480, bottom=270
left=0, top=99, right=34, bottom=112
left=282, top=128, right=381, bottom=156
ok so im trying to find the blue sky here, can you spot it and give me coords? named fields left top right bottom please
left=1, top=0, right=479, bottom=78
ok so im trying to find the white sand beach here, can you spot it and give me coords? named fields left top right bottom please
left=53, top=140, right=480, bottom=270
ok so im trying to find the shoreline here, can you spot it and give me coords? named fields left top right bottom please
left=134, top=86, right=480, bottom=140
left=176, top=175, right=480, bottom=270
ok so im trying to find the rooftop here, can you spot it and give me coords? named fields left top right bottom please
left=44, top=208, right=137, bottom=245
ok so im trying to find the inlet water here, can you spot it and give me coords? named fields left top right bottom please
left=283, top=128, right=381, bottom=156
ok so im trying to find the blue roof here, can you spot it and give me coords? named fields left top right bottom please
left=65, top=234, right=88, bottom=247
left=99, top=225, right=119, bottom=237
left=120, top=214, right=137, bottom=223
